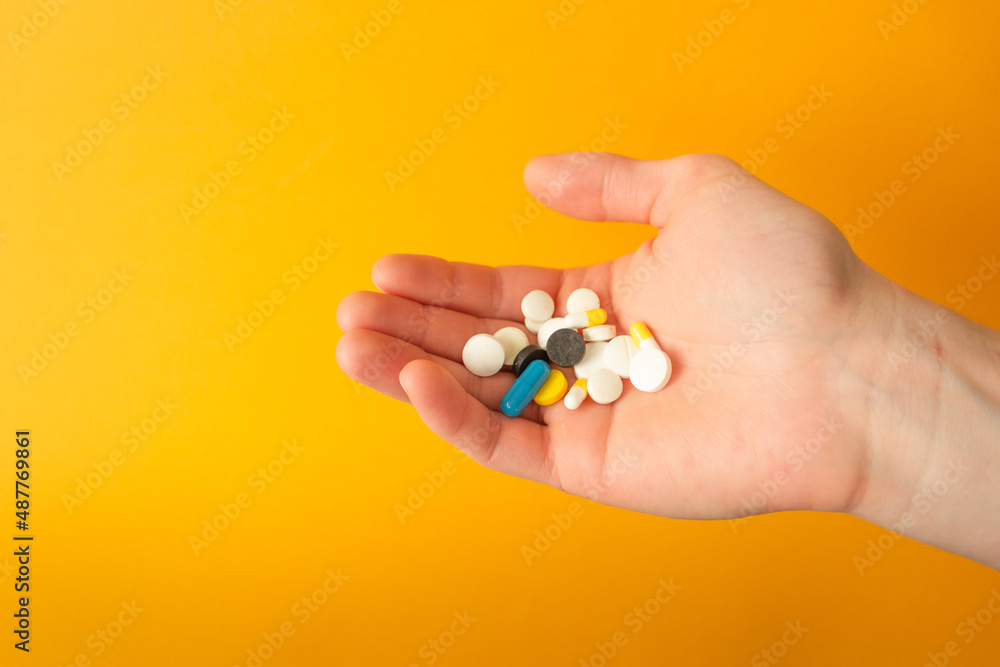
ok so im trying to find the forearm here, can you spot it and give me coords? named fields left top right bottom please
left=848, top=267, right=1000, bottom=569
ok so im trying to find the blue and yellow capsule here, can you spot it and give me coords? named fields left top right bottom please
left=501, top=359, right=551, bottom=417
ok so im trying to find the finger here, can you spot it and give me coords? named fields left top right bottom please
left=335, top=329, right=545, bottom=422
left=351, top=256, right=625, bottom=370
left=399, top=359, right=557, bottom=487
left=522, top=152, right=746, bottom=226
left=336, top=290, right=522, bottom=364
left=371, top=254, right=564, bottom=321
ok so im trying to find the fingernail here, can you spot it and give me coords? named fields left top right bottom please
left=371, top=257, right=386, bottom=291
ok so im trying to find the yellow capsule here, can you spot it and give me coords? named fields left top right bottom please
left=533, top=369, right=568, bottom=406
left=629, top=321, right=661, bottom=351
left=565, top=308, right=607, bottom=328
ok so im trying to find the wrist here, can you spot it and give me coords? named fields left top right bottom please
left=844, top=267, right=1000, bottom=569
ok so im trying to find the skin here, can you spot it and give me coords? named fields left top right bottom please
left=336, top=152, right=1000, bottom=570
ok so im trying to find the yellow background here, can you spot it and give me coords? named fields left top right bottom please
left=3, top=0, right=1000, bottom=665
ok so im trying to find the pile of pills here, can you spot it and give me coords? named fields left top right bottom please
left=461, top=288, right=672, bottom=417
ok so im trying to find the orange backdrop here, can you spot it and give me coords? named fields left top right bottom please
left=3, top=0, right=999, bottom=665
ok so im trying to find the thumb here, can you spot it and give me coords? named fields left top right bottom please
left=522, top=152, right=746, bottom=227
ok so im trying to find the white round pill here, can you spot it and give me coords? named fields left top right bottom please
left=582, top=324, right=616, bottom=342
left=537, top=317, right=569, bottom=349
left=566, top=288, right=600, bottom=314
left=521, top=290, right=555, bottom=322
left=630, top=348, right=672, bottom=392
left=588, top=368, right=623, bottom=404
left=573, top=341, right=609, bottom=379
left=493, top=326, right=529, bottom=365
left=462, top=334, right=505, bottom=377
left=525, top=317, right=545, bottom=334
left=604, top=335, right=638, bottom=378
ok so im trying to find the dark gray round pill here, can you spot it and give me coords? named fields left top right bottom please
left=512, top=344, right=548, bottom=377
left=546, top=329, right=585, bottom=367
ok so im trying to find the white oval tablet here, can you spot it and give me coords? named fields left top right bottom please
left=604, top=335, right=638, bottom=378
left=566, top=288, right=600, bottom=314
left=521, top=290, right=555, bottom=322
left=537, top=317, right=569, bottom=349
left=525, top=317, right=545, bottom=334
left=563, top=384, right=587, bottom=410
left=462, top=334, right=505, bottom=377
left=588, top=368, right=623, bottom=404
left=582, top=324, right=616, bottom=342
left=492, top=326, right=529, bottom=365
left=573, top=341, right=609, bottom=379
left=630, top=348, right=672, bottom=392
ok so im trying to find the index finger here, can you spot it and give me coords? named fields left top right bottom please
left=372, top=254, right=565, bottom=321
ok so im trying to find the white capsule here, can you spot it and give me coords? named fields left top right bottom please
left=629, top=348, right=672, bottom=392
left=537, top=317, right=569, bottom=349
left=582, top=324, right=616, bottom=342
left=525, top=317, right=545, bottom=334
left=629, top=322, right=662, bottom=351
left=564, top=379, right=588, bottom=410
left=521, top=290, right=555, bottom=322
left=566, top=288, right=600, bottom=315
left=564, top=308, right=607, bottom=329
left=588, top=368, right=623, bottom=404
left=573, top=341, right=609, bottom=379
left=462, top=334, right=505, bottom=377
left=492, top=326, right=529, bottom=365
left=604, top=335, right=638, bottom=378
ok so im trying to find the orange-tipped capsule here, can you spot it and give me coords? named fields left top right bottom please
left=629, top=322, right=661, bottom=351
left=564, top=378, right=588, bottom=410
left=565, top=308, right=606, bottom=328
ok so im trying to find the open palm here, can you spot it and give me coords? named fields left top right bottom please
left=337, top=153, right=880, bottom=522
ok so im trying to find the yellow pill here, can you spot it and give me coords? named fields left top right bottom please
left=533, top=369, right=568, bottom=406
left=629, top=321, right=661, bottom=351
left=565, top=308, right=607, bottom=328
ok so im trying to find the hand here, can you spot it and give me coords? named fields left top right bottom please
left=336, top=153, right=1000, bottom=568
left=338, top=153, right=878, bottom=517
